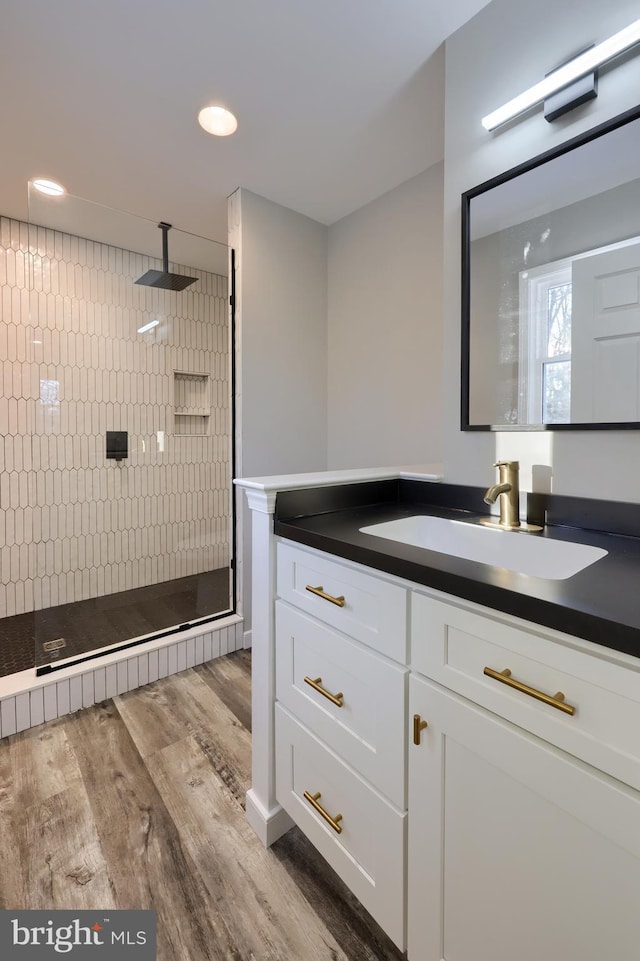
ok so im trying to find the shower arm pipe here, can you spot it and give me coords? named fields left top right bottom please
left=159, top=222, right=172, bottom=272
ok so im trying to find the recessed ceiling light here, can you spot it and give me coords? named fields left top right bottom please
left=31, top=178, right=66, bottom=197
left=198, top=105, right=238, bottom=137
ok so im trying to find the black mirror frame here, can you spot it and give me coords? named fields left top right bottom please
left=461, top=102, right=640, bottom=432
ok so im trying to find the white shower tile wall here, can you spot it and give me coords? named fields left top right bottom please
left=0, top=216, right=231, bottom=619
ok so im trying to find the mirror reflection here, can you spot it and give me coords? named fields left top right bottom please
left=463, top=107, right=640, bottom=429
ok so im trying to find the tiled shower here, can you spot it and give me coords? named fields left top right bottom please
left=0, top=196, right=233, bottom=678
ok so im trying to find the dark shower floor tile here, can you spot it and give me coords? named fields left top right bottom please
left=0, top=568, right=231, bottom=678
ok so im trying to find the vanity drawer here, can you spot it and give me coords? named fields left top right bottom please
left=277, top=541, right=407, bottom=663
left=412, top=593, right=640, bottom=791
left=275, top=703, right=406, bottom=950
left=276, top=601, right=407, bottom=807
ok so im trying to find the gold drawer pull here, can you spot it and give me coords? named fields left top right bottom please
left=305, top=584, right=345, bottom=607
left=304, top=676, right=344, bottom=707
left=303, top=790, right=343, bottom=834
left=484, top=666, right=576, bottom=716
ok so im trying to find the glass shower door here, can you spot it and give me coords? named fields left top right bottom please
left=13, top=187, right=234, bottom=675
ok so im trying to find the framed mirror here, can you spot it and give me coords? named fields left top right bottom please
left=462, top=104, right=640, bottom=430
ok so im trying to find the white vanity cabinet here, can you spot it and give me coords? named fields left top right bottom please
left=270, top=541, right=640, bottom=960
left=274, top=541, right=409, bottom=949
left=238, top=473, right=640, bottom=961
left=408, top=675, right=640, bottom=961
left=408, top=592, right=640, bottom=961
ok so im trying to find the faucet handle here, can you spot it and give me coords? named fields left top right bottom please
left=493, top=460, right=519, bottom=470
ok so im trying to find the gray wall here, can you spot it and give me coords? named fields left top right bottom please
left=444, top=0, right=640, bottom=499
left=231, top=160, right=446, bottom=630
left=229, top=188, right=328, bottom=634
left=327, top=164, right=444, bottom=468
left=231, top=189, right=328, bottom=478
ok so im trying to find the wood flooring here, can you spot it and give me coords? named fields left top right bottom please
left=0, top=650, right=405, bottom=961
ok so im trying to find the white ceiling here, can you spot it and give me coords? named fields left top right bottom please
left=1, top=0, right=491, bottom=248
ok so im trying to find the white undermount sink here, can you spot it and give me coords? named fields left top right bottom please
left=359, top=515, right=608, bottom=580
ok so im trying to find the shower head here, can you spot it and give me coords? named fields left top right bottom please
left=135, top=222, right=197, bottom=291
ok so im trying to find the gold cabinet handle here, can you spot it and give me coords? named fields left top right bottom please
left=413, top=713, right=428, bottom=745
left=303, top=791, right=343, bottom=834
left=304, top=676, right=344, bottom=707
left=483, top=666, right=576, bottom=716
left=305, top=584, right=345, bottom=607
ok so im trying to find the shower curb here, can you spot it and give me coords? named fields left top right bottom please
left=0, top=614, right=244, bottom=739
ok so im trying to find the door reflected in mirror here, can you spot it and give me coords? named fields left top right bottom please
left=462, top=106, right=640, bottom=430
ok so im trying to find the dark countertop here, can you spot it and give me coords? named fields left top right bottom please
left=274, top=479, right=640, bottom=662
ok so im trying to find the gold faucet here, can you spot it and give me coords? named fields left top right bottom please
left=483, top=461, right=543, bottom=532
left=483, top=460, right=522, bottom=530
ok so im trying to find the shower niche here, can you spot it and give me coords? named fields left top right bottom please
left=173, top=370, right=211, bottom=435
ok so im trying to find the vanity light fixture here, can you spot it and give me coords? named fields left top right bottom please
left=198, top=104, right=238, bottom=137
left=31, top=178, right=66, bottom=196
left=137, top=319, right=160, bottom=334
left=482, top=18, right=640, bottom=131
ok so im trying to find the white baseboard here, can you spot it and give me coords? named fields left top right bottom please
left=243, top=628, right=252, bottom=649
